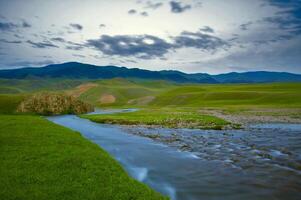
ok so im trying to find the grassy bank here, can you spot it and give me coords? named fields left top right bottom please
left=0, top=115, right=167, bottom=200
left=0, top=94, right=25, bottom=114
left=82, top=108, right=236, bottom=129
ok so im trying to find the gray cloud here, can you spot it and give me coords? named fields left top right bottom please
left=99, top=24, right=106, bottom=28
left=173, top=31, right=229, bottom=51
left=86, top=34, right=172, bottom=59
left=7, top=60, right=55, bottom=68
left=240, top=22, right=253, bottom=31
left=65, top=41, right=84, bottom=50
left=0, top=39, right=22, bottom=44
left=27, top=40, right=59, bottom=48
left=128, top=9, right=137, bottom=14
left=200, top=26, right=215, bottom=33
left=144, top=1, right=163, bottom=9
left=51, top=37, right=66, bottom=42
left=86, top=30, right=227, bottom=59
left=22, top=21, right=31, bottom=28
left=170, top=1, right=191, bottom=13
left=0, top=21, right=17, bottom=31
left=140, top=11, right=149, bottom=17
left=0, top=20, right=31, bottom=31
left=69, top=23, right=83, bottom=30
left=262, top=0, right=301, bottom=37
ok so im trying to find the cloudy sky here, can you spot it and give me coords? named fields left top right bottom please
left=0, top=0, right=300, bottom=74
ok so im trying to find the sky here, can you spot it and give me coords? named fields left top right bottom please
left=0, top=0, right=300, bottom=74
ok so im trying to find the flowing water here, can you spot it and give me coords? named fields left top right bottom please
left=47, top=110, right=301, bottom=200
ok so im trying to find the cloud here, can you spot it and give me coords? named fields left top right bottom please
left=140, top=11, right=149, bottom=17
left=7, top=60, right=54, bottom=67
left=69, top=23, right=83, bottom=30
left=51, top=37, right=66, bottom=42
left=144, top=1, right=163, bottom=9
left=0, top=39, right=22, bottom=44
left=173, top=31, right=229, bottom=51
left=169, top=1, right=191, bottom=13
left=200, top=26, right=215, bottom=33
left=86, top=30, right=228, bottom=59
left=0, top=19, right=31, bottom=31
left=27, top=40, right=59, bottom=48
left=0, top=21, right=17, bottom=31
left=65, top=41, right=84, bottom=50
left=50, top=37, right=84, bottom=50
left=86, top=34, right=172, bottom=59
left=99, top=24, right=106, bottom=28
left=22, top=20, right=31, bottom=28
left=239, top=22, right=253, bottom=31
left=128, top=9, right=137, bottom=14
left=262, top=0, right=301, bottom=37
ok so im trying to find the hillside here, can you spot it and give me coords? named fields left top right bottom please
left=1, top=62, right=301, bottom=83
left=64, top=80, right=301, bottom=109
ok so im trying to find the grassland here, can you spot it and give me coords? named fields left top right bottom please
left=1, top=80, right=301, bottom=125
left=82, top=108, right=235, bottom=129
left=75, top=81, right=301, bottom=126
left=0, top=115, right=167, bottom=200
left=0, top=78, right=85, bottom=94
left=0, top=94, right=25, bottom=114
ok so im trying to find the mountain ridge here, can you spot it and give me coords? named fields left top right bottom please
left=0, top=62, right=301, bottom=83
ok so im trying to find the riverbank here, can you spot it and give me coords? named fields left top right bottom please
left=200, top=108, right=301, bottom=125
left=48, top=111, right=301, bottom=200
left=82, top=106, right=301, bottom=130
left=0, top=115, right=167, bottom=200
left=81, top=108, right=240, bottom=130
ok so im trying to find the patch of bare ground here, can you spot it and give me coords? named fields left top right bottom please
left=99, top=94, right=116, bottom=104
left=66, top=83, right=98, bottom=98
left=200, top=108, right=301, bottom=124
left=127, top=96, right=155, bottom=105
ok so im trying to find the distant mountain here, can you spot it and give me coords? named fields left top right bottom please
left=0, top=62, right=217, bottom=83
left=0, top=62, right=300, bottom=83
left=212, top=71, right=301, bottom=83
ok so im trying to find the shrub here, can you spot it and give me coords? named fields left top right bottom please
left=17, top=93, right=94, bottom=115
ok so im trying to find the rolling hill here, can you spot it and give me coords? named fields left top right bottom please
left=1, top=62, right=301, bottom=83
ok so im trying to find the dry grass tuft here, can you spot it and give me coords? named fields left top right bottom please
left=17, top=92, right=94, bottom=115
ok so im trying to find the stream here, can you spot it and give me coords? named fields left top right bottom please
left=47, top=109, right=301, bottom=200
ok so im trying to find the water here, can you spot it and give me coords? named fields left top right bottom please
left=47, top=112, right=301, bottom=200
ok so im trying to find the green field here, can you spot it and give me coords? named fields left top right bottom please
left=82, top=108, right=235, bottom=129
left=72, top=80, right=301, bottom=109
left=0, top=78, right=301, bottom=199
left=0, top=115, right=167, bottom=200
left=2, top=78, right=301, bottom=109
left=150, top=82, right=301, bottom=108
left=0, top=78, right=85, bottom=94
left=1, top=79, right=301, bottom=128
left=0, top=94, right=25, bottom=114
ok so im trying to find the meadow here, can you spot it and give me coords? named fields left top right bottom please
left=1, top=79, right=301, bottom=127
left=76, top=80, right=301, bottom=127
left=0, top=114, right=167, bottom=200
left=0, top=87, right=168, bottom=199
left=82, top=108, right=234, bottom=130
left=1, top=78, right=301, bottom=199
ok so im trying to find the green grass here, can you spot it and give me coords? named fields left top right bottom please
left=2, top=78, right=300, bottom=109
left=150, top=83, right=301, bottom=108
left=0, top=78, right=85, bottom=94
left=0, top=115, right=167, bottom=200
left=77, top=78, right=176, bottom=107
left=0, top=94, right=25, bottom=114
left=82, top=108, right=232, bottom=129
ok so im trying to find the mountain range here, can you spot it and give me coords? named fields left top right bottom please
left=0, top=62, right=301, bottom=83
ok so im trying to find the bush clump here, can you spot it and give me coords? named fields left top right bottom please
left=17, top=93, right=94, bottom=115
